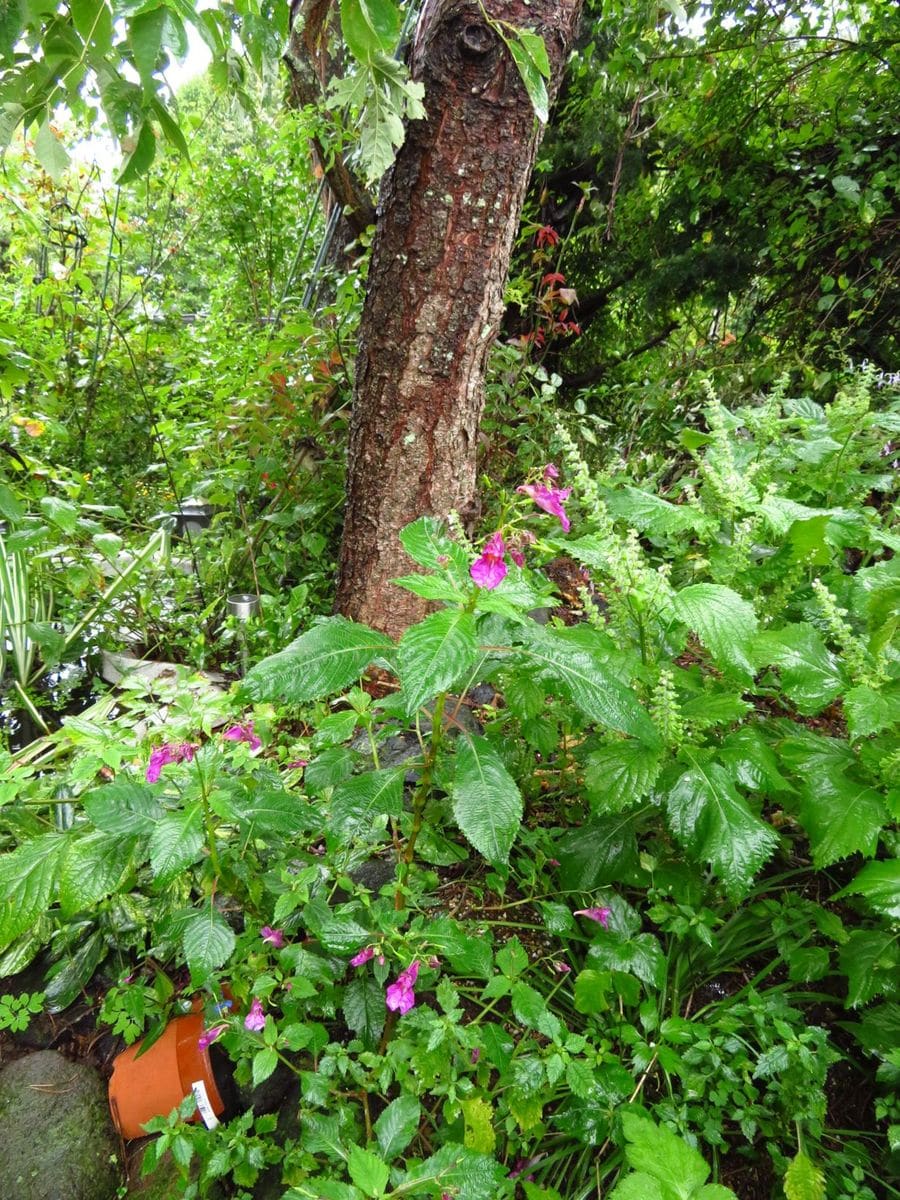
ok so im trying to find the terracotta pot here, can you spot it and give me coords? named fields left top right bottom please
left=108, top=1013, right=226, bottom=1139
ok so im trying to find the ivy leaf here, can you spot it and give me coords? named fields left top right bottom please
left=343, top=975, right=385, bottom=1048
left=834, top=861, right=900, bottom=920
left=148, top=806, right=204, bottom=884
left=665, top=761, right=779, bottom=895
left=182, top=908, right=236, bottom=984
left=451, top=736, right=522, bottom=865
left=798, top=774, right=885, bottom=867
left=0, top=835, right=67, bottom=950
left=241, top=617, right=394, bottom=704
left=784, top=1151, right=826, bottom=1200
left=58, top=832, right=134, bottom=918
left=585, top=741, right=662, bottom=813
left=34, top=120, right=70, bottom=182
left=755, top=623, right=844, bottom=714
left=397, top=608, right=478, bottom=715
left=667, top=583, right=759, bottom=679
left=329, top=768, right=405, bottom=840
left=503, top=30, right=549, bottom=123
left=340, top=0, right=401, bottom=64
left=516, top=626, right=659, bottom=745
left=374, top=1094, right=420, bottom=1159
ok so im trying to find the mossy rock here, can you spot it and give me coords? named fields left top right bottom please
left=0, top=1050, right=121, bottom=1200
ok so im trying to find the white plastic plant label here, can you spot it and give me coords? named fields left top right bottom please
left=191, top=1079, right=220, bottom=1129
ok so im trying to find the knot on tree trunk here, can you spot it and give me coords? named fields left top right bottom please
left=457, top=19, right=496, bottom=59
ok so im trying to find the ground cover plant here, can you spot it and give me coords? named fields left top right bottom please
left=1, top=369, right=897, bottom=1198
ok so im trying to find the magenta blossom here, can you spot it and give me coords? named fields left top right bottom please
left=470, top=532, right=508, bottom=590
left=509, top=547, right=525, bottom=568
left=198, top=1024, right=228, bottom=1053
left=517, top=481, right=572, bottom=532
left=350, top=946, right=375, bottom=967
left=542, top=463, right=560, bottom=480
left=244, top=998, right=266, bottom=1032
left=223, top=722, right=262, bottom=750
left=552, top=961, right=572, bottom=974
left=145, top=741, right=196, bottom=783
left=470, top=1047, right=480, bottom=1065
left=261, top=926, right=285, bottom=949
left=386, top=960, right=420, bottom=1015
left=574, top=906, right=611, bottom=928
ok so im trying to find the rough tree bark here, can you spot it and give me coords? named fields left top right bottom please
left=334, top=0, right=584, bottom=638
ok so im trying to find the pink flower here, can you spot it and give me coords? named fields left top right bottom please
left=547, top=858, right=560, bottom=867
left=287, top=759, right=308, bottom=770
left=427, top=956, right=441, bottom=969
left=470, top=1047, right=480, bottom=1064
left=350, top=946, right=375, bottom=967
left=509, top=547, right=525, bottom=568
left=198, top=1024, right=227, bottom=1053
left=470, top=532, right=508, bottom=590
left=536, top=225, right=560, bottom=248
left=223, top=722, right=261, bottom=750
left=542, top=463, right=560, bottom=481
left=574, top=906, right=611, bottom=928
left=517, top=482, right=572, bottom=532
left=261, top=926, right=285, bottom=948
left=552, top=961, right=571, bottom=974
left=145, top=741, right=196, bottom=783
left=386, top=960, right=420, bottom=1015
left=244, top=998, right=266, bottom=1032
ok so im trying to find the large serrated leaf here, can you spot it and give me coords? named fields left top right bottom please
left=798, top=774, right=885, bottom=867
left=605, top=486, right=711, bottom=538
left=0, top=835, right=67, bottom=950
left=621, top=1113, right=710, bottom=1196
left=329, top=768, right=405, bottom=840
left=58, top=831, right=134, bottom=918
left=665, top=761, right=779, bottom=895
left=83, top=778, right=163, bottom=835
left=375, top=1094, right=420, bottom=1159
left=587, top=932, right=666, bottom=990
left=556, top=812, right=642, bottom=890
left=843, top=684, right=900, bottom=740
left=343, top=974, right=385, bottom=1047
left=784, top=1151, right=826, bottom=1200
left=585, top=741, right=662, bottom=813
left=400, top=516, right=470, bottom=580
left=515, top=627, right=659, bottom=745
left=839, top=930, right=900, bottom=1007
left=242, top=617, right=394, bottom=704
left=182, top=907, right=236, bottom=984
left=451, top=736, right=523, bottom=865
left=397, top=608, right=479, bottom=715
left=834, top=861, right=900, bottom=920
left=755, top=623, right=844, bottom=714
left=148, top=806, right=204, bottom=884
left=668, top=583, right=758, bottom=678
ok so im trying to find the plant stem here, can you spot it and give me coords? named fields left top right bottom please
left=396, top=691, right=448, bottom=911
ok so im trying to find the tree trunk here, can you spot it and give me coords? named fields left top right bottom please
left=335, top=0, right=584, bottom=637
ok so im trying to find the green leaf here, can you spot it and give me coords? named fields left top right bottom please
left=451, top=735, right=523, bottom=865
left=668, top=584, right=758, bottom=678
left=610, top=1176, right=665, bottom=1200
left=182, top=907, right=236, bottom=984
left=621, top=1113, right=710, bottom=1198
left=374, top=1094, right=420, bottom=1159
left=148, top=806, right=204, bottom=884
left=406, top=1143, right=507, bottom=1199
left=34, top=119, right=69, bottom=182
left=340, top=0, right=401, bottom=64
left=242, top=617, right=394, bottom=704
left=226, top=787, right=313, bottom=837
left=844, top=685, right=900, bottom=740
left=666, top=761, right=779, bottom=895
left=116, top=120, right=157, bottom=184
left=83, top=779, right=163, bottom=835
left=556, top=812, right=641, bottom=890
left=392, top=574, right=465, bottom=603
left=798, top=774, right=885, bottom=867
left=585, top=741, right=661, bottom=813
left=839, top=930, right=900, bottom=1007
left=574, top=968, right=612, bottom=1015
left=400, top=516, right=470, bottom=579
left=0, top=835, right=67, bottom=949
left=343, top=974, right=385, bottom=1048
left=755, top=623, right=844, bottom=714
left=784, top=1151, right=825, bottom=1200
left=348, top=1143, right=390, bottom=1197
left=58, top=832, right=133, bottom=918
left=604, top=485, right=711, bottom=538
left=69, top=0, right=112, bottom=43
left=397, top=608, right=478, bottom=715
left=252, top=1046, right=278, bottom=1088
left=128, top=6, right=166, bottom=90
left=516, top=626, right=659, bottom=745
left=329, top=769, right=405, bottom=840
left=834, top=861, right=900, bottom=920
left=504, top=30, right=549, bottom=123
left=587, top=932, right=665, bottom=990
left=150, top=96, right=190, bottom=159
left=39, top=497, right=78, bottom=532
left=461, top=1096, right=495, bottom=1153
left=0, top=103, right=25, bottom=148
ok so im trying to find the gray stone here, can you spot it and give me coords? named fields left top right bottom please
left=0, top=1049, right=121, bottom=1200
